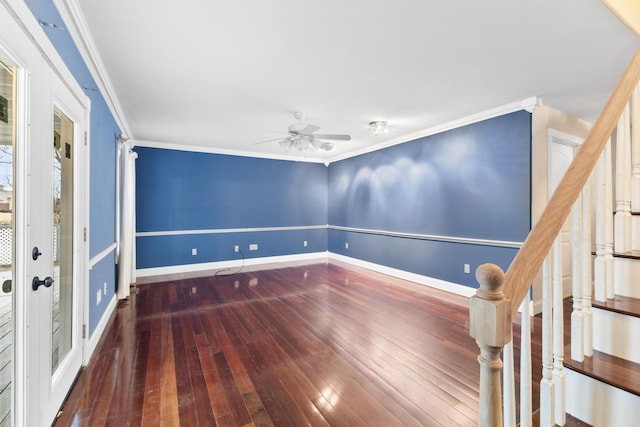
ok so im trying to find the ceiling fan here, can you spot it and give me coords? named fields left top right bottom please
left=256, top=112, right=351, bottom=152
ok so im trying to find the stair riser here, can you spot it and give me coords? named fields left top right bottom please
left=593, top=307, right=640, bottom=363
left=633, top=215, right=640, bottom=251
left=613, top=257, right=640, bottom=298
left=567, top=370, right=640, bottom=427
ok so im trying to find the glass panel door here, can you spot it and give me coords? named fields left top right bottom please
left=0, top=54, right=15, bottom=427
left=1, top=7, right=88, bottom=424
left=31, top=63, right=86, bottom=427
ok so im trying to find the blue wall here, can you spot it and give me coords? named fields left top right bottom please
left=26, top=1, right=120, bottom=334
left=328, top=111, right=531, bottom=287
left=137, top=111, right=531, bottom=289
left=135, top=148, right=328, bottom=268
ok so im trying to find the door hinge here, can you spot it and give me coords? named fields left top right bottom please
left=82, top=324, right=86, bottom=339
left=83, top=227, right=87, bottom=242
left=84, top=131, right=87, bottom=146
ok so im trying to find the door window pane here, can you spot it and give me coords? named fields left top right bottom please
left=0, top=54, right=15, bottom=427
left=52, top=108, right=73, bottom=374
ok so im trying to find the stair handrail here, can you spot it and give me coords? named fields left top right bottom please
left=504, top=47, right=640, bottom=318
left=470, top=48, right=640, bottom=427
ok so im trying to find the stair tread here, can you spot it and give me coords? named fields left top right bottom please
left=566, top=414, right=593, bottom=426
left=528, top=411, right=591, bottom=426
left=612, top=250, right=640, bottom=260
left=564, top=348, right=640, bottom=397
left=592, top=294, right=640, bottom=318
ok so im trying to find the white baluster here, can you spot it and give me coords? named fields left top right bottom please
left=520, top=291, right=532, bottom=427
left=571, top=192, right=584, bottom=362
left=540, top=254, right=555, bottom=427
left=503, top=341, right=516, bottom=427
left=632, top=84, right=640, bottom=250
left=553, top=237, right=566, bottom=426
left=582, top=181, right=594, bottom=357
left=605, top=139, right=616, bottom=300
left=615, top=104, right=632, bottom=253
left=595, top=150, right=607, bottom=302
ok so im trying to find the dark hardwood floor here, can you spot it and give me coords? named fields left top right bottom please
left=54, top=261, right=548, bottom=426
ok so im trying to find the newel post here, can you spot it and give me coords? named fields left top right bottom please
left=470, top=264, right=512, bottom=427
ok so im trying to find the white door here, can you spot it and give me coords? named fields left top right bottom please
left=0, top=4, right=88, bottom=426
left=548, top=130, right=583, bottom=298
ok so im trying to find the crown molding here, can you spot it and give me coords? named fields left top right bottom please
left=135, top=139, right=329, bottom=164
left=1, top=0, right=89, bottom=108
left=136, top=97, right=540, bottom=165
left=327, top=96, right=541, bottom=163
left=54, top=0, right=132, bottom=138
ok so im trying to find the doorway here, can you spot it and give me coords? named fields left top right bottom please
left=0, top=6, right=90, bottom=426
left=548, top=129, right=584, bottom=298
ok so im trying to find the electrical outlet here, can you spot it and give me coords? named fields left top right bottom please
left=249, top=243, right=258, bottom=251
left=96, top=289, right=101, bottom=306
left=191, top=248, right=197, bottom=256
left=464, top=264, right=471, bottom=274
left=303, top=240, right=308, bottom=247
left=234, top=245, right=239, bottom=252
left=345, top=242, right=349, bottom=249
left=103, top=282, right=107, bottom=295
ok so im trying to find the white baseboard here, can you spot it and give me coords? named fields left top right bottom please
left=135, top=252, right=545, bottom=317
left=84, top=294, right=117, bottom=365
left=531, top=298, right=543, bottom=316
left=136, top=252, right=328, bottom=278
left=136, top=251, right=476, bottom=298
left=328, top=253, right=477, bottom=298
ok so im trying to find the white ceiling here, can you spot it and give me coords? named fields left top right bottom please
left=73, top=0, right=638, bottom=162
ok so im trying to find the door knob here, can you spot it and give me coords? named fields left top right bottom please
left=32, top=276, right=54, bottom=291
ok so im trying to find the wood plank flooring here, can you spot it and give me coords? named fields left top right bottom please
left=54, top=261, right=543, bottom=426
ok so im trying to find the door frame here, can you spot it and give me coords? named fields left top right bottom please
left=43, top=70, right=89, bottom=424
left=0, top=0, right=90, bottom=425
left=547, top=128, right=584, bottom=298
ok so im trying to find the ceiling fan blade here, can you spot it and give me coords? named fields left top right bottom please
left=253, top=137, right=287, bottom=145
left=312, top=134, right=351, bottom=141
left=299, top=124, right=320, bottom=134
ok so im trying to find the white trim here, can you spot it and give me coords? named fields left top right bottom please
left=328, top=253, right=477, bottom=298
left=134, top=98, right=539, bottom=164
left=135, top=250, right=478, bottom=299
left=329, top=97, right=540, bottom=163
left=136, top=252, right=328, bottom=278
left=53, top=0, right=132, bottom=138
left=136, top=224, right=523, bottom=249
left=330, top=225, right=523, bottom=249
left=548, top=128, right=585, bottom=147
left=136, top=225, right=327, bottom=237
left=84, top=294, right=117, bottom=364
left=532, top=298, right=543, bottom=316
left=2, top=0, right=89, bottom=109
left=135, top=139, right=328, bottom=164
left=89, top=242, right=116, bottom=269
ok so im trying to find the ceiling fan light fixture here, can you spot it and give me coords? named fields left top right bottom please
left=369, top=121, right=388, bottom=136
left=320, top=142, right=334, bottom=151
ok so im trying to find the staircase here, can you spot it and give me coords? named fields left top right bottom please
left=468, top=10, right=640, bottom=425
left=565, top=293, right=640, bottom=426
